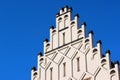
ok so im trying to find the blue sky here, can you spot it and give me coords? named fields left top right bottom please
left=0, top=0, right=120, bottom=80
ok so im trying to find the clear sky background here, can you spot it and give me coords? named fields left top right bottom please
left=0, top=0, right=120, bottom=80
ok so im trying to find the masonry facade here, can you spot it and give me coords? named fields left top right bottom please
left=31, top=6, right=120, bottom=80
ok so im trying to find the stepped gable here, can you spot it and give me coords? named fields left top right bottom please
left=31, top=6, right=120, bottom=80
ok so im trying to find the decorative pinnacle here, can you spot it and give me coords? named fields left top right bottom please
left=60, top=6, right=72, bottom=12
left=38, top=52, right=43, bottom=56
left=106, top=50, right=111, bottom=55
left=32, top=67, right=36, bottom=71
left=44, top=38, right=48, bottom=42
left=69, top=7, right=73, bottom=11
left=56, top=12, right=60, bottom=16
left=56, top=6, right=72, bottom=17
left=61, top=7, right=64, bottom=11
left=75, top=13, right=79, bottom=18
left=50, top=26, right=54, bottom=29
left=114, top=61, right=119, bottom=65
left=65, top=5, right=68, bottom=9
left=97, top=40, right=102, bottom=44
left=82, top=22, right=86, bottom=26
left=88, top=30, right=94, bottom=35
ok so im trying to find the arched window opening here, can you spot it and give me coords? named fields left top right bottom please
left=64, top=19, right=68, bottom=27
left=40, top=58, right=43, bottom=61
left=85, top=39, right=89, bottom=43
left=84, top=43, right=89, bottom=49
left=46, top=43, right=50, bottom=47
left=110, top=70, right=115, bottom=74
left=77, top=57, right=80, bottom=71
left=71, top=21, right=75, bottom=25
left=63, top=33, right=65, bottom=45
left=63, top=62, right=66, bottom=77
left=52, top=30, right=56, bottom=33
left=58, top=17, right=62, bottom=21
left=101, top=59, right=106, bottom=63
left=50, top=67, right=53, bottom=80
left=92, top=53, right=98, bottom=60
left=78, top=30, right=82, bottom=34
left=64, top=15, right=68, bottom=18
left=93, top=49, right=98, bottom=53
left=33, top=72, right=37, bottom=76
